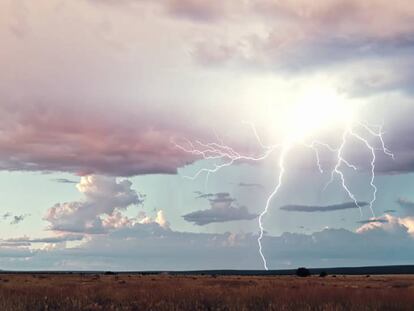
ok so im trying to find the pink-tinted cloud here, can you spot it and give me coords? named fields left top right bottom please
left=251, top=0, right=414, bottom=40
left=166, top=0, right=232, bottom=22
left=0, top=103, right=197, bottom=176
left=187, top=0, right=414, bottom=69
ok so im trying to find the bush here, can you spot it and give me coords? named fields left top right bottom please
left=319, top=271, right=328, bottom=278
left=296, top=267, right=311, bottom=277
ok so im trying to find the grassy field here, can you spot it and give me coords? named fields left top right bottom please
left=0, top=273, right=413, bottom=310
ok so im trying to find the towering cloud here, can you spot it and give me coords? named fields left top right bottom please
left=44, top=175, right=144, bottom=233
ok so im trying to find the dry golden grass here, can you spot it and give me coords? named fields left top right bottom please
left=0, top=273, right=413, bottom=310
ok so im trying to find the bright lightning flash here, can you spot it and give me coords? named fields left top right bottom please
left=173, top=86, right=394, bottom=270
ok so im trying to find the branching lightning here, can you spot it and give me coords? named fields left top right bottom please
left=173, top=107, right=394, bottom=270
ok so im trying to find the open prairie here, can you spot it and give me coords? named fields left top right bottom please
left=0, top=273, right=413, bottom=310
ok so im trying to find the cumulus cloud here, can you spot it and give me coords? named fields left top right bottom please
left=44, top=175, right=144, bottom=233
left=135, top=210, right=170, bottom=230
left=357, top=214, right=414, bottom=236
left=183, top=192, right=257, bottom=225
left=280, top=201, right=369, bottom=212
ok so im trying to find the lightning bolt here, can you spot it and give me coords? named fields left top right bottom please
left=173, top=116, right=393, bottom=270
left=257, top=143, right=290, bottom=270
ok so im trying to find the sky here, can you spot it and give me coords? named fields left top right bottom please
left=1, top=0, right=414, bottom=271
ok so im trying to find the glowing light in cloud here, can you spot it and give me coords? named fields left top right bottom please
left=174, top=82, right=393, bottom=270
left=290, top=85, right=353, bottom=139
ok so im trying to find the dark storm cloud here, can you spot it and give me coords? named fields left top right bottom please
left=281, top=201, right=369, bottom=212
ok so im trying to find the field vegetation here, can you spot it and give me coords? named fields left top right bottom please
left=0, top=273, right=413, bottom=310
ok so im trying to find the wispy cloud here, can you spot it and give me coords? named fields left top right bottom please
left=397, top=198, right=414, bottom=209
left=52, top=178, right=78, bottom=184
left=2, top=213, right=11, bottom=220
left=1, top=213, right=29, bottom=225
left=236, top=182, right=264, bottom=189
left=3, top=234, right=84, bottom=244
left=357, top=218, right=389, bottom=225
left=281, top=202, right=369, bottom=212
left=10, top=214, right=30, bottom=225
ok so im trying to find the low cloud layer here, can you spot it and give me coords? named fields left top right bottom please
left=183, top=192, right=257, bottom=225
left=2, top=234, right=84, bottom=245
left=1, top=212, right=414, bottom=270
left=280, top=202, right=369, bottom=212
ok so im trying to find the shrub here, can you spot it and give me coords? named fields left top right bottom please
left=319, top=271, right=328, bottom=278
left=295, top=267, right=311, bottom=277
